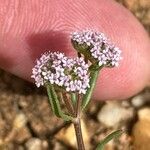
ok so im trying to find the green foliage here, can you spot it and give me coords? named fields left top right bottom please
left=46, top=84, right=73, bottom=121
left=96, top=130, right=123, bottom=150
left=81, top=70, right=100, bottom=110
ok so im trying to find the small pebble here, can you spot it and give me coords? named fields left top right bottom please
left=138, top=107, right=150, bottom=121
left=25, top=138, right=43, bottom=150
left=132, top=108, right=150, bottom=150
left=98, top=102, right=134, bottom=127
left=13, top=112, right=27, bottom=129
left=131, top=95, right=144, bottom=108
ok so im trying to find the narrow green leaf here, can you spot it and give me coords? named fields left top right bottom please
left=46, top=84, right=59, bottom=116
left=82, top=70, right=99, bottom=110
left=96, top=130, right=123, bottom=150
left=46, top=84, right=73, bottom=121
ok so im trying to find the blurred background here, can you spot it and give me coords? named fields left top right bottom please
left=0, top=0, right=150, bottom=149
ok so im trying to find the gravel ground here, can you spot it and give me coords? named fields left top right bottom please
left=0, top=0, right=150, bottom=150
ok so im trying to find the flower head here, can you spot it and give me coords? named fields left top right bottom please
left=31, top=51, right=90, bottom=94
left=64, top=57, right=90, bottom=94
left=71, top=29, right=122, bottom=67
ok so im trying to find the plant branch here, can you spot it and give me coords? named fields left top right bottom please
left=73, top=94, right=85, bottom=150
left=63, top=93, right=76, bottom=117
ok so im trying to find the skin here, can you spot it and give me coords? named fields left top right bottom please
left=0, top=0, right=150, bottom=100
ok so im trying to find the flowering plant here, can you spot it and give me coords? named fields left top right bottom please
left=32, top=30, right=123, bottom=150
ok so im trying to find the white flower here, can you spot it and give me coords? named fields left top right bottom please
left=71, top=29, right=122, bottom=67
left=31, top=51, right=90, bottom=94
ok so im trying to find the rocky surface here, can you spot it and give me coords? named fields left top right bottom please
left=0, top=0, right=150, bottom=150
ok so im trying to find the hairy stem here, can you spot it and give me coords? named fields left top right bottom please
left=63, top=93, right=76, bottom=117
left=73, top=94, right=85, bottom=150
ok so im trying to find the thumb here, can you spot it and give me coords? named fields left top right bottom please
left=0, top=0, right=150, bottom=100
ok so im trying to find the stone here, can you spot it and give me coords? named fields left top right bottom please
left=132, top=108, right=150, bottom=150
left=138, top=107, right=150, bottom=121
left=55, top=120, right=90, bottom=149
left=25, top=138, right=48, bottom=150
left=131, top=95, right=145, bottom=108
left=97, top=102, right=134, bottom=128
left=13, top=112, right=27, bottom=130
left=132, top=121, right=150, bottom=150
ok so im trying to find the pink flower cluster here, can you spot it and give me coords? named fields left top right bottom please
left=31, top=52, right=90, bottom=94
left=71, top=30, right=122, bottom=67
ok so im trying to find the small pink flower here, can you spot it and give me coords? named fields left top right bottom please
left=71, top=29, right=122, bottom=67
left=31, top=51, right=90, bottom=94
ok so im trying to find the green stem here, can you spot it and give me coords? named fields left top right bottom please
left=82, top=69, right=100, bottom=110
